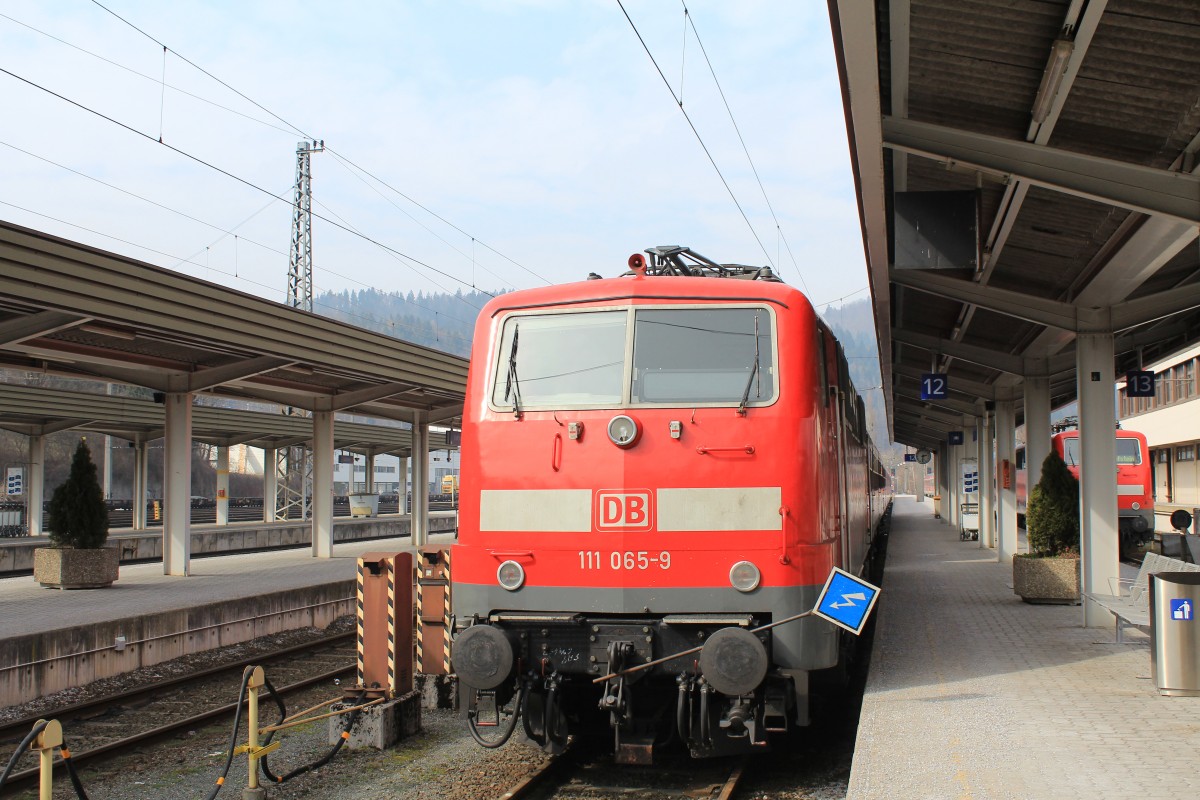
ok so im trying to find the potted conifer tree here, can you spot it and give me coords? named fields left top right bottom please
left=33, top=438, right=119, bottom=589
left=1013, top=449, right=1080, bottom=604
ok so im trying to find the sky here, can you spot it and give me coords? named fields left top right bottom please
left=0, top=1, right=870, bottom=324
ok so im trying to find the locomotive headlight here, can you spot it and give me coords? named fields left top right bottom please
left=1131, top=502, right=1140, bottom=510
left=607, top=415, right=641, bottom=448
left=497, top=560, right=525, bottom=591
left=729, top=560, right=761, bottom=592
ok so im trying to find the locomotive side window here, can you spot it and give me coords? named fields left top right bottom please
left=1116, top=439, right=1142, bottom=465
left=631, top=308, right=775, bottom=405
left=491, top=311, right=627, bottom=408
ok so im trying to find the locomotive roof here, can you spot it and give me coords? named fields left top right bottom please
left=481, top=271, right=814, bottom=320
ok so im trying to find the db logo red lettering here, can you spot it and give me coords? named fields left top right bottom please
left=595, top=490, right=653, bottom=531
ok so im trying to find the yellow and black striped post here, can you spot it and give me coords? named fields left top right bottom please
left=415, top=547, right=452, bottom=675
left=352, top=552, right=413, bottom=699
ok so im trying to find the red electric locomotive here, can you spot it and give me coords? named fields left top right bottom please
left=450, top=247, right=892, bottom=760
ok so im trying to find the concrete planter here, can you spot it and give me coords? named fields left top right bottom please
left=34, top=547, right=119, bottom=589
left=1013, top=555, right=1080, bottom=605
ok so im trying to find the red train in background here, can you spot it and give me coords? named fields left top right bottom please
left=449, top=247, right=893, bottom=760
left=1017, top=427, right=1153, bottom=557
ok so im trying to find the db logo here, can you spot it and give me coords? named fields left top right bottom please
left=595, top=490, right=654, bottom=531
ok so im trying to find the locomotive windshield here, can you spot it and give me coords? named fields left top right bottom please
left=491, top=306, right=776, bottom=410
left=1060, top=437, right=1143, bottom=466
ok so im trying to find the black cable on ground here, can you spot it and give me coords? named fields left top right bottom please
left=259, top=679, right=364, bottom=784
left=202, top=665, right=255, bottom=800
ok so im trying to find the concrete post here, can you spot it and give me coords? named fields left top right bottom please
left=216, top=446, right=229, bottom=526
left=995, top=399, right=1018, bottom=563
left=312, top=411, right=335, bottom=558
left=262, top=447, right=277, bottom=524
left=27, top=434, right=44, bottom=537
left=1024, top=376, right=1052, bottom=499
left=365, top=450, right=375, bottom=494
left=411, top=412, right=429, bottom=546
left=1077, top=332, right=1120, bottom=627
left=132, top=440, right=148, bottom=530
left=163, top=392, right=193, bottom=576
left=947, top=438, right=960, bottom=529
left=977, top=412, right=994, bottom=549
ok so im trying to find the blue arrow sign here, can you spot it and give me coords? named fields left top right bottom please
left=814, top=567, right=881, bottom=635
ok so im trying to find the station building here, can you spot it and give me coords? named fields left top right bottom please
left=1117, top=342, right=1200, bottom=509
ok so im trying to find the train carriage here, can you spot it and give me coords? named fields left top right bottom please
left=450, top=247, right=892, bottom=760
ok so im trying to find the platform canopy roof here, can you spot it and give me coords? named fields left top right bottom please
left=0, top=220, right=468, bottom=429
left=0, top=384, right=453, bottom=456
left=828, top=0, right=1200, bottom=450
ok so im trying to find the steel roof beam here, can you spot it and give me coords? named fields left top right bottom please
left=883, top=117, right=1200, bottom=225
left=185, top=356, right=296, bottom=393
left=890, top=269, right=1083, bottom=331
left=892, top=328, right=1025, bottom=375
left=0, top=310, right=90, bottom=346
left=1112, top=282, right=1200, bottom=332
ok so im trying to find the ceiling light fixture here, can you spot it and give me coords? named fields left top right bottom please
left=1031, top=39, right=1074, bottom=125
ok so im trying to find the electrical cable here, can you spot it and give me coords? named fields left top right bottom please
left=258, top=679, right=366, bottom=784
left=0, top=65, right=490, bottom=297
left=0, top=719, right=47, bottom=790
left=466, top=683, right=526, bottom=748
left=202, top=665, right=256, bottom=800
left=615, top=0, right=780, bottom=276
left=680, top=1, right=810, bottom=293
left=87, top=0, right=550, bottom=287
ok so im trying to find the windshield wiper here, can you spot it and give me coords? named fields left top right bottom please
left=738, top=314, right=761, bottom=415
left=503, top=325, right=522, bottom=417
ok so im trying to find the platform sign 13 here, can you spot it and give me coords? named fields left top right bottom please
left=921, top=373, right=948, bottom=400
left=1125, top=371, right=1155, bottom=398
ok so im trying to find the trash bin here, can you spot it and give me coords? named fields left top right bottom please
left=932, top=495, right=942, bottom=519
left=1149, top=572, right=1200, bottom=696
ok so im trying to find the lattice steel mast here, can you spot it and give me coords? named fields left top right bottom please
left=287, top=139, right=324, bottom=311
left=277, top=140, right=323, bottom=520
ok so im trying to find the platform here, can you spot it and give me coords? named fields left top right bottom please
left=848, top=496, right=1199, bottom=799
left=0, top=532, right=455, bottom=707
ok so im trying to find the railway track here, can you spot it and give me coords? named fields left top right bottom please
left=0, top=633, right=356, bottom=793
left=498, top=748, right=749, bottom=800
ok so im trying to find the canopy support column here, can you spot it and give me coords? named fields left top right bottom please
left=1077, top=332, right=1119, bottom=627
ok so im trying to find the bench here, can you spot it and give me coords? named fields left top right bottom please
left=1085, top=553, right=1200, bottom=642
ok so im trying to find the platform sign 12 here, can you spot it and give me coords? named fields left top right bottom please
left=1125, top=371, right=1155, bottom=398
left=814, top=567, right=881, bottom=636
left=920, top=373, right=948, bottom=400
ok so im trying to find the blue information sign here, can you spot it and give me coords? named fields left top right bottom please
left=948, top=431, right=964, bottom=445
left=814, top=568, right=881, bottom=635
left=904, top=454, right=916, bottom=462
left=1126, top=371, right=1155, bottom=398
left=920, top=373, right=948, bottom=400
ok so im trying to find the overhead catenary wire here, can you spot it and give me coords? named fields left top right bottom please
left=0, top=64, right=494, bottom=298
left=86, top=0, right=551, bottom=288
left=615, top=0, right=781, bottom=278
left=681, top=1, right=810, bottom=294
left=0, top=136, right=483, bottom=326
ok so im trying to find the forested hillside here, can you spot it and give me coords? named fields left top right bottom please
left=821, top=299, right=901, bottom=461
left=315, top=288, right=496, bottom=357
